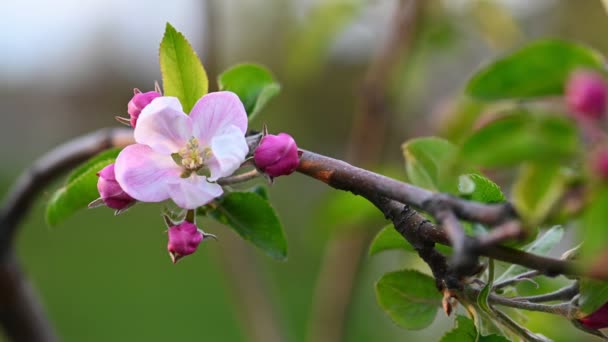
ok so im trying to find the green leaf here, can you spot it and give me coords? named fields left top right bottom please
left=46, top=149, right=121, bottom=226
left=369, top=225, right=414, bottom=256
left=477, top=259, right=495, bottom=316
left=440, top=316, right=477, bottom=342
left=459, top=111, right=578, bottom=168
left=441, top=315, right=509, bottom=342
left=459, top=173, right=506, bottom=204
left=579, top=279, right=608, bottom=315
left=209, top=192, right=287, bottom=261
left=375, top=270, right=441, bottom=330
left=581, top=185, right=608, bottom=265
left=402, top=137, right=458, bottom=192
left=512, top=163, right=568, bottom=226
left=218, top=63, right=281, bottom=120
left=160, top=23, right=208, bottom=113
left=495, top=225, right=564, bottom=283
left=466, top=40, right=605, bottom=101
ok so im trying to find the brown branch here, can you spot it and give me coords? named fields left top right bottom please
left=297, top=150, right=516, bottom=226
left=0, top=253, right=57, bottom=342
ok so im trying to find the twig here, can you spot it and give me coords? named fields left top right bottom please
left=493, top=270, right=541, bottom=290
left=511, top=283, right=579, bottom=303
left=217, top=169, right=261, bottom=185
left=465, top=286, right=573, bottom=317
left=0, top=253, right=57, bottom=342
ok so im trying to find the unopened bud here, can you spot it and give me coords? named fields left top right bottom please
left=566, top=70, right=608, bottom=120
left=127, top=89, right=161, bottom=127
left=89, top=163, right=136, bottom=214
left=253, top=133, right=300, bottom=178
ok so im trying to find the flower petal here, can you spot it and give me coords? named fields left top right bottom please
left=115, top=144, right=181, bottom=202
left=207, top=125, right=249, bottom=181
left=134, top=97, right=192, bottom=154
left=168, top=176, right=223, bottom=209
left=190, top=91, right=248, bottom=145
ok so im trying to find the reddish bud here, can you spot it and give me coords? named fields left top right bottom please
left=127, top=89, right=161, bottom=127
left=167, top=222, right=208, bottom=263
left=578, top=303, right=608, bottom=330
left=89, top=163, right=136, bottom=213
left=566, top=70, right=608, bottom=120
left=254, top=133, right=300, bottom=177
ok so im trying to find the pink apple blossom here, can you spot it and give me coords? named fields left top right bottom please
left=115, top=91, right=248, bottom=209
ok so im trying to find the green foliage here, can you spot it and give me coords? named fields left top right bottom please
left=441, top=316, right=509, bottom=342
left=512, top=163, right=568, bottom=226
left=581, top=186, right=608, bottom=266
left=209, top=191, right=287, bottom=261
left=160, top=23, right=208, bottom=113
left=459, top=111, right=578, bottom=168
left=218, top=63, right=281, bottom=120
left=579, top=279, right=608, bottom=316
left=402, top=137, right=458, bottom=192
left=441, top=315, right=477, bottom=341
left=46, top=149, right=121, bottom=226
left=375, top=270, right=441, bottom=330
left=368, top=225, right=414, bottom=256
left=466, top=40, right=605, bottom=101
left=458, top=173, right=506, bottom=204
left=495, top=226, right=564, bottom=283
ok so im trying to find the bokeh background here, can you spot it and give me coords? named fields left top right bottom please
left=2, top=0, right=608, bottom=341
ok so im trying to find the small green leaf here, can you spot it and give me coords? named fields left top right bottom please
left=441, top=315, right=509, bottom=342
left=440, top=316, right=477, bottom=342
left=581, top=185, right=608, bottom=265
left=579, top=279, right=608, bottom=315
left=459, top=111, right=578, bottom=168
left=459, top=173, right=506, bottom=204
left=218, top=63, right=281, bottom=120
left=46, top=149, right=121, bottom=226
left=209, top=192, right=287, bottom=261
left=369, top=225, right=414, bottom=256
left=512, top=163, right=568, bottom=226
left=495, top=225, right=564, bottom=283
left=477, top=259, right=495, bottom=315
left=402, top=137, right=458, bottom=192
left=375, top=270, right=441, bottom=330
left=466, top=39, right=605, bottom=101
left=160, top=23, right=208, bottom=113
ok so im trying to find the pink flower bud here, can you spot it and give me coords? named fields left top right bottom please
left=254, top=133, right=300, bottom=177
left=167, top=222, right=205, bottom=263
left=91, top=163, right=136, bottom=212
left=127, top=89, right=161, bottom=127
left=566, top=70, right=608, bottom=120
left=578, top=302, right=608, bottom=330
left=592, top=148, right=608, bottom=180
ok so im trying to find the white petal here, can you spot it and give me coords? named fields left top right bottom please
left=190, top=91, right=248, bottom=145
left=168, top=176, right=223, bottom=209
left=115, top=144, right=181, bottom=202
left=207, top=125, right=249, bottom=181
left=134, top=97, right=192, bottom=154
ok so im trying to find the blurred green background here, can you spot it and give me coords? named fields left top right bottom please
left=2, top=0, right=608, bottom=341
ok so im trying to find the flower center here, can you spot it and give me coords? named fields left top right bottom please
left=172, top=137, right=212, bottom=177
